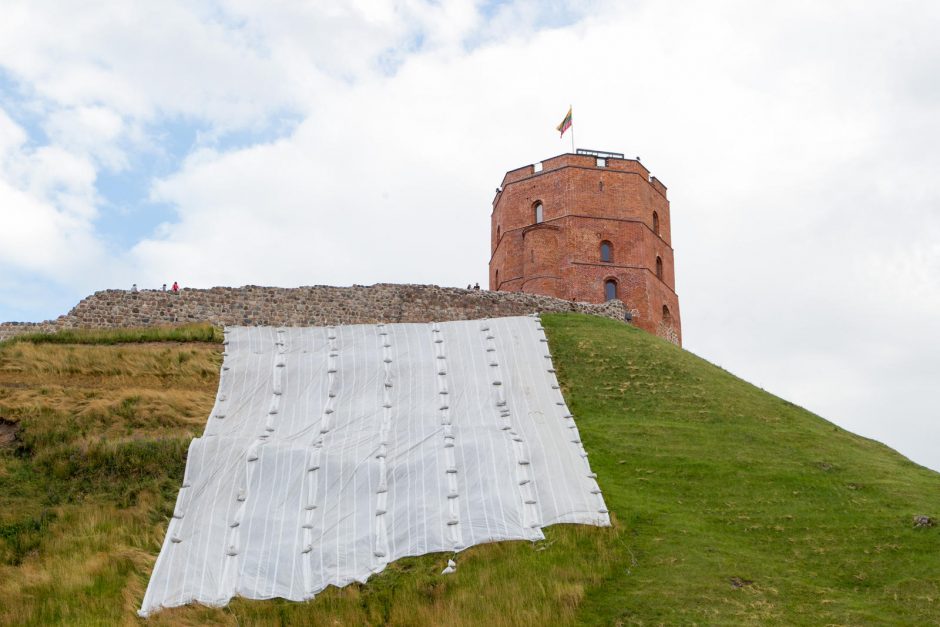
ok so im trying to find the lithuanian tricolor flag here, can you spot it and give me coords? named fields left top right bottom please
left=556, top=106, right=572, bottom=137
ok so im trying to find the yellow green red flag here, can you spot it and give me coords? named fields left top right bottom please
left=556, top=106, right=572, bottom=137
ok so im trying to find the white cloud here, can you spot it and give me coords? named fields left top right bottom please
left=0, top=175, right=101, bottom=275
left=0, top=108, right=102, bottom=277
left=0, top=108, right=27, bottom=154
left=0, top=2, right=299, bottom=122
left=43, top=106, right=126, bottom=170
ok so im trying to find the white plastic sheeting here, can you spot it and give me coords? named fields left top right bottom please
left=140, top=316, right=609, bottom=617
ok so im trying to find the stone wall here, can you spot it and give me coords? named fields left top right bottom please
left=0, top=284, right=629, bottom=341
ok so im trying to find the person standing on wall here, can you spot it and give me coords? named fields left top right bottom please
left=171, top=281, right=179, bottom=294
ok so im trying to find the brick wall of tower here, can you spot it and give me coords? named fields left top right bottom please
left=490, top=153, right=681, bottom=345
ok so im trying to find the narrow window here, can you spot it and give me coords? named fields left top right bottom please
left=662, top=305, right=671, bottom=321
left=495, top=269, right=499, bottom=288
left=600, top=240, right=612, bottom=263
left=653, top=211, right=660, bottom=234
left=534, top=202, right=543, bottom=224
left=604, top=279, right=617, bottom=301
left=497, top=225, right=501, bottom=240
left=656, top=256, right=663, bottom=280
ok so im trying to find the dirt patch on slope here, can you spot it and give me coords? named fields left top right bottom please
left=0, top=417, right=18, bottom=447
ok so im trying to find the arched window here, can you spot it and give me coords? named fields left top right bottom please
left=600, top=240, right=612, bottom=263
left=656, top=256, right=663, bottom=280
left=662, top=305, right=671, bottom=321
left=604, top=279, right=618, bottom=301
left=534, top=202, right=543, bottom=224
left=653, top=211, right=660, bottom=234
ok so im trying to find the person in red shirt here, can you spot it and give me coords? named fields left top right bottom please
left=171, top=281, right=179, bottom=294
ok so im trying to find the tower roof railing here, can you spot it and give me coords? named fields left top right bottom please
left=576, top=148, right=625, bottom=160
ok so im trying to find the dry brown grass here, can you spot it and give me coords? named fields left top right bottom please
left=0, top=341, right=221, bottom=387
left=0, top=337, right=221, bottom=625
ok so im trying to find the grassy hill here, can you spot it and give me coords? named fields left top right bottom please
left=0, top=315, right=937, bottom=625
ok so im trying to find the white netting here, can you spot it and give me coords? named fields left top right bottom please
left=140, top=316, right=609, bottom=616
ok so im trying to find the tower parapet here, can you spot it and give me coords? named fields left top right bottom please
left=490, top=151, right=681, bottom=344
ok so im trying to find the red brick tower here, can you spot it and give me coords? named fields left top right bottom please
left=489, top=150, right=681, bottom=344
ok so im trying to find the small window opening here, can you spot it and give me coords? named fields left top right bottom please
left=662, top=305, right=671, bottom=321
left=495, top=269, right=499, bottom=288
left=653, top=211, right=660, bottom=234
left=534, top=162, right=543, bottom=173
left=600, top=240, right=612, bottom=263
left=534, top=202, right=543, bottom=224
left=497, top=225, right=501, bottom=240
left=596, top=157, right=607, bottom=167
left=656, top=256, right=663, bottom=280
left=604, top=279, right=618, bottom=301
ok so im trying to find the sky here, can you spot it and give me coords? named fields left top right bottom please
left=1, top=0, right=938, bottom=472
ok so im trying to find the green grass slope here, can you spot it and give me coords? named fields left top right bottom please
left=547, top=314, right=940, bottom=625
left=0, top=316, right=937, bottom=625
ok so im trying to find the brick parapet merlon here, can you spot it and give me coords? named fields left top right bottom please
left=0, top=283, right=628, bottom=341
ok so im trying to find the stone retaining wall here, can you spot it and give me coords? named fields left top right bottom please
left=0, top=284, right=628, bottom=341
